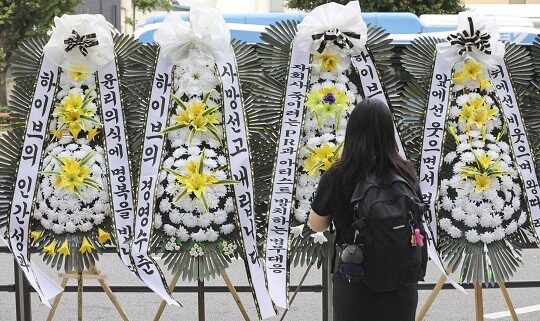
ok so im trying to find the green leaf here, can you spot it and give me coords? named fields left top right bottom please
left=202, top=92, right=211, bottom=105
left=161, top=123, right=188, bottom=134
left=38, top=171, right=59, bottom=176
left=200, top=192, right=209, bottom=212
left=188, top=128, right=196, bottom=146
left=48, top=152, right=64, bottom=166
left=214, top=179, right=240, bottom=185
left=173, top=188, right=189, bottom=203
left=198, top=149, right=206, bottom=174
left=79, top=151, right=96, bottom=166
left=202, top=105, right=220, bottom=117
left=206, top=123, right=223, bottom=147
left=171, top=94, right=188, bottom=111
left=163, top=167, right=182, bottom=177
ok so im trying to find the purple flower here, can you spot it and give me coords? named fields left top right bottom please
left=322, top=93, right=336, bottom=104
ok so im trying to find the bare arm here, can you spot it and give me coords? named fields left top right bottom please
left=308, top=209, right=331, bottom=232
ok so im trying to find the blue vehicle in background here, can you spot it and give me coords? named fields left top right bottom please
left=134, top=12, right=539, bottom=45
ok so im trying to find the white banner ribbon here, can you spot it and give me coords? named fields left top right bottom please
left=490, top=55, right=540, bottom=239
left=418, top=49, right=465, bottom=293
left=97, top=59, right=136, bottom=273
left=351, top=48, right=405, bottom=158
left=216, top=48, right=276, bottom=319
left=9, top=57, right=63, bottom=305
left=131, top=51, right=178, bottom=305
left=265, top=39, right=311, bottom=308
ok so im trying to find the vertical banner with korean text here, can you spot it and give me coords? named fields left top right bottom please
left=131, top=51, right=179, bottom=305
left=265, top=40, right=311, bottom=308
left=9, top=57, right=63, bottom=305
left=216, top=48, right=276, bottom=319
left=97, top=60, right=136, bottom=273
left=490, top=55, right=540, bottom=239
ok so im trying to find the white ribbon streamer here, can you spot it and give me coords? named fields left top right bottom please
left=418, top=49, right=465, bottom=293
left=9, top=57, right=63, bottom=305
left=131, top=51, right=179, bottom=305
left=351, top=48, right=406, bottom=158
left=265, top=38, right=311, bottom=308
left=490, top=55, right=540, bottom=239
left=97, top=60, right=136, bottom=273
left=216, top=48, right=276, bottom=319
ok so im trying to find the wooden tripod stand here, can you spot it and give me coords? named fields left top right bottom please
left=153, top=270, right=250, bottom=321
left=46, top=266, right=130, bottom=321
left=416, top=273, right=519, bottom=321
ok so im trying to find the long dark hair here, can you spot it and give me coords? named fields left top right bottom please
left=332, top=98, right=415, bottom=194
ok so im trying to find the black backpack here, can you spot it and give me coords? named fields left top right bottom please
left=342, top=171, right=428, bottom=292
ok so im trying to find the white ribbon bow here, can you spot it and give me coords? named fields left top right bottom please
left=296, top=1, right=368, bottom=54
left=437, top=12, right=505, bottom=67
left=154, top=6, right=231, bottom=67
left=43, top=14, right=115, bottom=73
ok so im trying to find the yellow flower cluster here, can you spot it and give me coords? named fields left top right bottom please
left=452, top=60, right=492, bottom=91
left=304, top=143, right=342, bottom=176
left=163, top=150, right=238, bottom=212
left=162, top=93, right=222, bottom=146
left=40, top=151, right=101, bottom=198
left=457, top=96, right=497, bottom=140
left=40, top=229, right=110, bottom=256
left=313, top=52, right=339, bottom=72
left=52, top=88, right=101, bottom=141
left=305, top=86, right=349, bottom=128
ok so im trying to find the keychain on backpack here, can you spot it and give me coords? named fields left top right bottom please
left=409, top=220, right=417, bottom=247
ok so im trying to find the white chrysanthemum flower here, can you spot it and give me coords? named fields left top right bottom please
left=493, top=227, right=505, bottom=241
left=441, top=196, right=453, bottom=211
left=176, top=226, right=190, bottom=241
left=480, top=232, right=494, bottom=244
left=155, top=213, right=163, bottom=229
left=465, top=230, right=481, bottom=243
left=505, top=221, right=518, bottom=234
left=163, top=224, right=177, bottom=237
left=444, top=151, right=458, bottom=164
left=464, top=214, right=479, bottom=228
left=220, top=224, right=235, bottom=235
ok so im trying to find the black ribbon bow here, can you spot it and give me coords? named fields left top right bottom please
left=447, top=17, right=492, bottom=56
left=311, top=28, right=361, bottom=54
left=64, top=30, right=99, bottom=57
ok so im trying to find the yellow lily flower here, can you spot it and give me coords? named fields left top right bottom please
left=98, top=228, right=111, bottom=244
left=462, top=60, right=483, bottom=81
left=43, top=241, right=57, bottom=256
left=479, top=76, right=492, bottom=91
left=164, top=150, right=238, bottom=211
left=30, top=230, right=42, bottom=243
left=303, top=143, right=341, bottom=175
left=53, top=88, right=100, bottom=140
left=68, top=70, right=88, bottom=81
left=58, top=240, right=70, bottom=256
left=458, top=104, right=474, bottom=124
left=313, top=53, right=339, bottom=72
left=54, top=157, right=91, bottom=193
left=79, top=237, right=94, bottom=254
left=473, top=173, right=491, bottom=192
left=477, top=153, right=493, bottom=170
left=62, top=92, right=84, bottom=112
left=453, top=71, right=465, bottom=85
left=87, top=128, right=99, bottom=142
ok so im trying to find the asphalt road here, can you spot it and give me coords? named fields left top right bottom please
left=0, top=249, right=539, bottom=320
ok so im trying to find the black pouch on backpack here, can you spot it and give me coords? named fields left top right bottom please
left=338, top=243, right=365, bottom=282
left=344, top=171, right=427, bottom=292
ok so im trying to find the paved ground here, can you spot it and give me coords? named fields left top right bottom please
left=0, top=249, right=539, bottom=320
